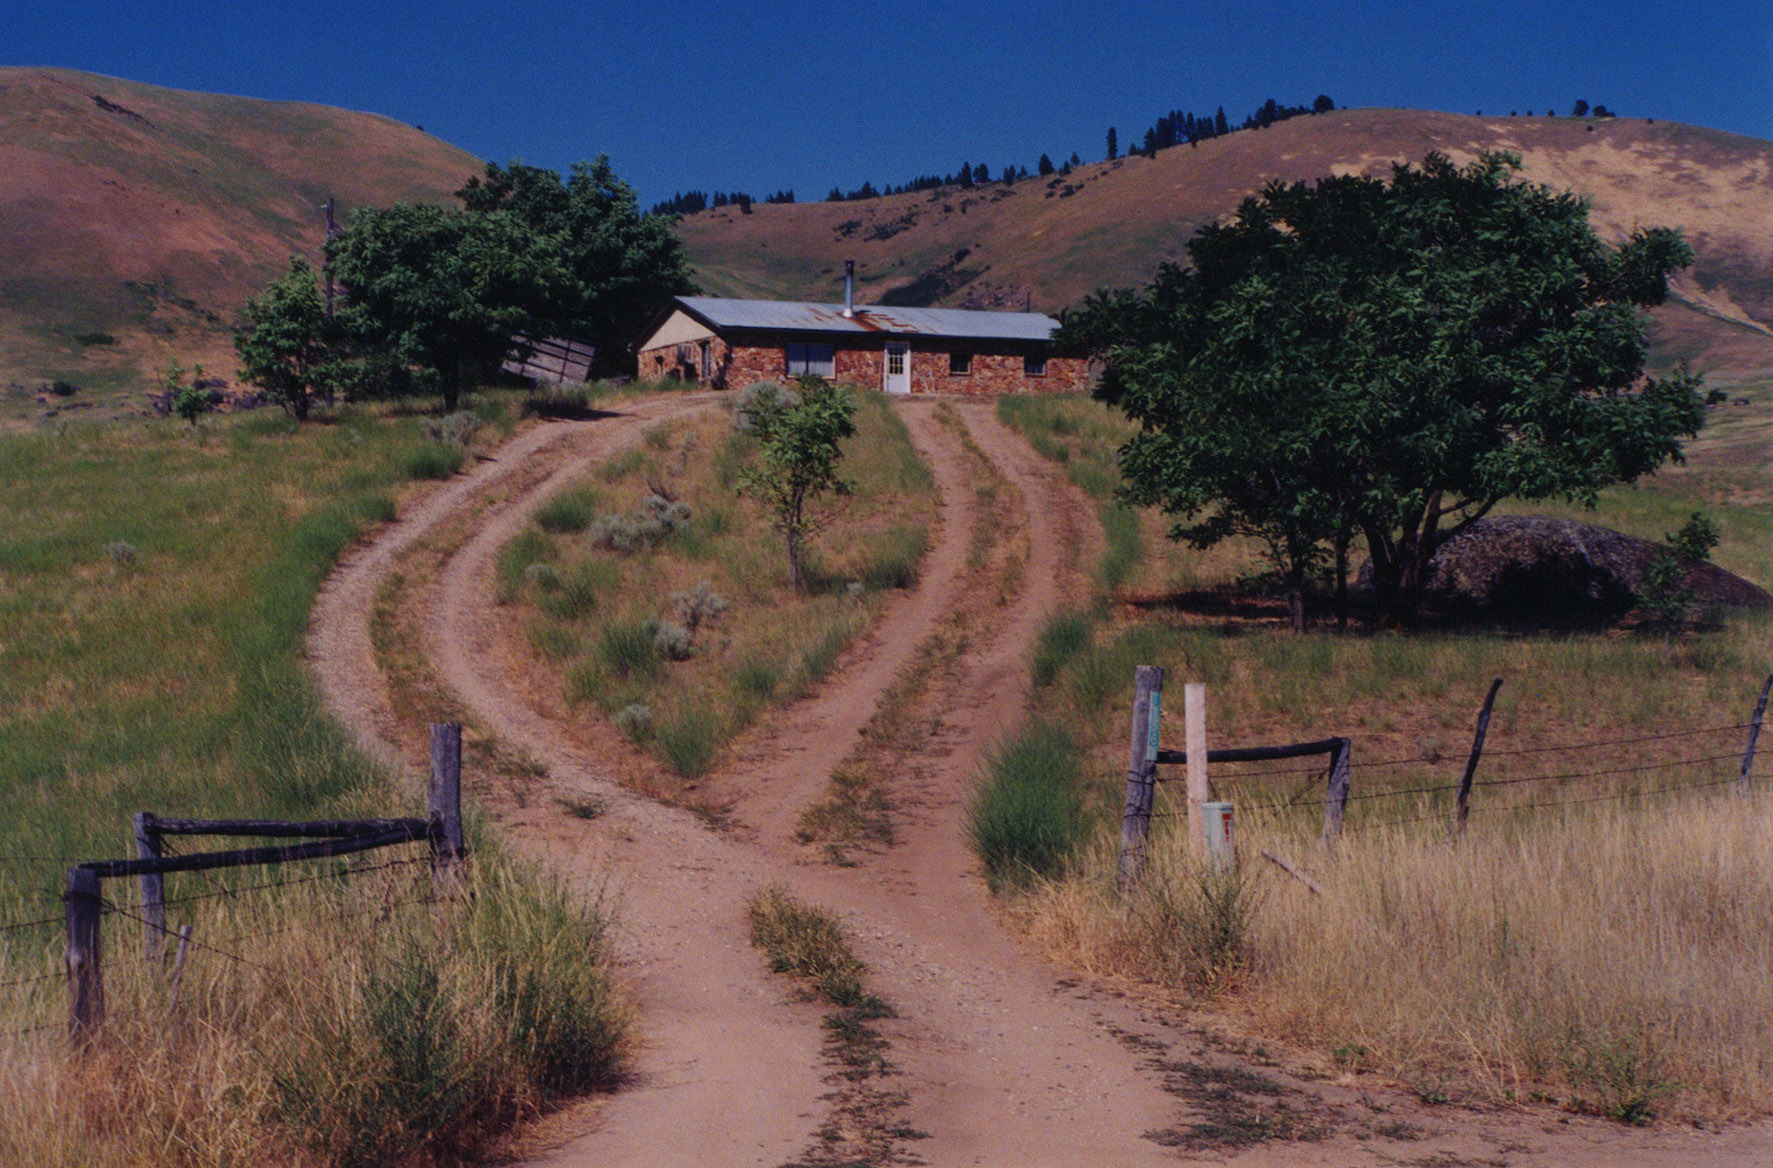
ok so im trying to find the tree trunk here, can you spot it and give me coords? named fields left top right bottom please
left=442, top=356, right=462, bottom=414
left=1333, top=528, right=1350, bottom=632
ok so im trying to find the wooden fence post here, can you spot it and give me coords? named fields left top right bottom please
left=428, top=722, right=465, bottom=884
left=1740, top=674, right=1772, bottom=795
left=1454, top=678, right=1504, bottom=833
left=168, top=924, right=194, bottom=1014
left=1118, top=666, right=1164, bottom=892
left=1184, top=683, right=1210, bottom=857
left=133, top=812, right=164, bottom=961
left=64, top=867, right=104, bottom=1040
left=1322, top=737, right=1351, bottom=842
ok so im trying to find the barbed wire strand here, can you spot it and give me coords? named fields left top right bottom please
left=155, top=854, right=428, bottom=910
left=104, top=903, right=273, bottom=973
left=1474, top=752, right=1741, bottom=786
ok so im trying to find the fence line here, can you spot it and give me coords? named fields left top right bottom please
left=1117, top=670, right=1773, bottom=883
left=0, top=721, right=475, bottom=1041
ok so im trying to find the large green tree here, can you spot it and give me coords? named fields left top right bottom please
left=233, top=257, right=337, bottom=421
left=456, top=156, right=696, bottom=376
left=324, top=203, right=566, bottom=412
left=1063, top=152, right=1705, bottom=628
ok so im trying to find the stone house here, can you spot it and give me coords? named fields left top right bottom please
left=633, top=273, right=1087, bottom=396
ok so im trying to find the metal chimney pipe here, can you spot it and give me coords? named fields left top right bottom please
left=843, top=260, right=855, bottom=318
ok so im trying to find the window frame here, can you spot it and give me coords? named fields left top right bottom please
left=949, top=350, right=972, bottom=376
left=785, top=341, right=836, bottom=378
left=1023, top=352, right=1048, bottom=377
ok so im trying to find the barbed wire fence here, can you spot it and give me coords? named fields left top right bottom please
left=0, top=723, right=469, bottom=1043
left=1119, top=669, right=1773, bottom=887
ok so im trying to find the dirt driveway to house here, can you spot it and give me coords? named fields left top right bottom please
left=309, top=391, right=1773, bottom=1168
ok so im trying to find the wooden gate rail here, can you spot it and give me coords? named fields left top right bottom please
left=61, top=722, right=469, bottom=1041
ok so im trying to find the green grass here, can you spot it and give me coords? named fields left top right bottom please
left=403, top=440, right=466, bottom=479
left=533, top=483, right=600, bottom=533
left=504, top=387, right=936, bottom=781
left=967, top=722, right=1090, bottom=890
left=656, top=706, right=723, bottom=778
left=0, top=402, right=629, bottom=1165
left=0, top=411, right=431, bottom=909
left=1031, top=612, right=1094, bottom=688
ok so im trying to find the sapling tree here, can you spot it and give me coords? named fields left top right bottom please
left=164, top=362, right=210, bottom=429
left=1639, top=512, right=1721, bottom=645
left=734, top=377, right=857, bottom=592
left=234, top=257, right=338, bottom=420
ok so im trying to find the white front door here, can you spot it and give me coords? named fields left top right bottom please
left=883, top=342, right=911, bottom=395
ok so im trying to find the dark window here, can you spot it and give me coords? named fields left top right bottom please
left=1023, top=353, right=1048, bottom=376
left=949, top=351, right=972, bottom=375
left=785, top=342, right=835, bottom=378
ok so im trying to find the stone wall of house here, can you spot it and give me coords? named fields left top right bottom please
left=637, top=336, right=733, bottom=383
left=905, top=349, right=1088, bottom=395
left=636, top=336, right=1087, bottom=395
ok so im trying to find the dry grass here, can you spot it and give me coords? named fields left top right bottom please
left=992, top=384, right=1773, bottom=1123
left=0, top=857, right=626, bottom=1168
left=1022, top=793, right=1773, bottom=1122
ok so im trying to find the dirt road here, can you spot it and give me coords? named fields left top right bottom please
left=309, top=392, right=1773, bottom=1168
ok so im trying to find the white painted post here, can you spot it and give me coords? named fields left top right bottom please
left=1201, top=801, right=1235, bottom=873
left=1185, top=683, right=1209, bottom=856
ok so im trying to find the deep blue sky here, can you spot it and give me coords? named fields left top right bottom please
left=11, top=2, right=1772, bottom=206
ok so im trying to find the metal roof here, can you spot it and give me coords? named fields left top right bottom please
left=675, top=296, right=1059, bottom=342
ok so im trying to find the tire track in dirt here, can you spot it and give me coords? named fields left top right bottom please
left=308, top=392, right=1773, bottom=1168
left=420, top=395, right=1030, bottom=1166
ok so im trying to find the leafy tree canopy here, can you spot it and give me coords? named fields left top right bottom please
left=1061, top=151, right=1705, bottom=628
left=233, top=257, right=338, bottom=420
left=456, top=156, right=696, bottom=375
left=324, top=202, right=567, bottom=412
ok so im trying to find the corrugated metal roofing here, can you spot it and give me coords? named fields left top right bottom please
left=676, top=296, right=1058, bottom=342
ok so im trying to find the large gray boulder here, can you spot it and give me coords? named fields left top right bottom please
left=1370, top=516, right=1772, bottom=622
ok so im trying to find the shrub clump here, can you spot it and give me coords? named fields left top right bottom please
left=598, top=618, right=661, bottom=679
left=613, top=703, right=653, bottom=742
left=524, top=562, right=562, bottom=592
left=653, top=620, right=695, bottom=661
left=423, top=411, right=484, bottom=448
left=535, top=485, right=600, bottom=534
left=746, top=885, right=869, bottom=1007
left=587, top=495, right=692, bottom=553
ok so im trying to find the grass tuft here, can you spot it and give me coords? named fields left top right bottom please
left=534, top=484, right=601, bottom=533
left=747, top=886, right=871, bottom=1008
left=404, top=440, right=466, bottom=480
left=967, top=723, right=1089, bottom=890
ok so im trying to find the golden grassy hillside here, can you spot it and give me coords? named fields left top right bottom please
left=678, top=108, right=1773, bottom=382
left=0, top=67, right=481, bottom=411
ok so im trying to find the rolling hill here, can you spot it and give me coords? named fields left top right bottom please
left=676, top=108, right=1773, bottom=384
left=3, top=75, right=1769, bottom=420
left=0, top=67, right=482, bottom=415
